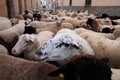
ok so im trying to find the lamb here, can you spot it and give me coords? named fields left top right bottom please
left=0, top=44, right=9, bottom=55
left=36, top=29, right=94, bottom=63
left=0, top=54, right=58, bottom=80
left=12, top=31, right=54, bottom=61
left=0, top=17, right=12, bottom=31
left=0, top=21, right=25, bottom=54
left=77, top=28, right=120, bottom=68
left=48, top=54, right=112, bottom=80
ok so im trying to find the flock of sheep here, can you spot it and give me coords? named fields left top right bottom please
left=0, top=9, right=120, bottom=80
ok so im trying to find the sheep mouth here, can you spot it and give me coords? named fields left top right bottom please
left=40, top=57, right=48, bottom=61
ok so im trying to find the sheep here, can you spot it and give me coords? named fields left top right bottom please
left=0, top=21, right=25, bottom=55
left=48, top=54, right=112, bottom=80
left=112, top=26, right=120, bottom=39
left=74, top=27, right=120, bottom=40
left=0, top=17, right=12, bottom=31
left=111, top=68, right=120, bottom=80
left=58, top=17, right=81, bottom=28
left=100, top=13, right=120, bottom=20
left=0, top=54, right=58, bottom=80
left=0, top=44, right=9, bottom=55
left=24, top=25, right=36, bottom=34
left=59, top=22, right=74, bottom=30
left=33, top=21, right=73, bottom=34
left=14, top=14, right=24, bottom=20
left=29, top=21, right=62, bottom=28
left=36, top=29, right=94, bottom=63
left=12, top=31, right=54, bottom=61
left=86, top=18, right=113, bottom=33
left=73, top=28, right=114, bottom=40
left=22, top=10, right=33, bottom=20
left=77, top=28, right=120, bottom=68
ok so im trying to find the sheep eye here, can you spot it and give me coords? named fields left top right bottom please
left=44, top=52, right=48, bottom=56
left=26, top=40, right=29, bottom=42
left=64, top=43, right=70, bottom=47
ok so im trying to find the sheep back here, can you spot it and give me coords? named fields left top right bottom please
left=0, top=54, right=58, bottom=80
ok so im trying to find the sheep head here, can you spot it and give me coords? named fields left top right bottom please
left=36, top=34, right=83, bottom=62
left=12, top=34, right=36, bottom=55
left=48, top=54, right=112, bottom=80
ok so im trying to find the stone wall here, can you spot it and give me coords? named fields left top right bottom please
left=57, top=6, right=120, bottom=16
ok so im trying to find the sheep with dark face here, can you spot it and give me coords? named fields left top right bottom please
left=0, top=54, right=58, bottom=80
left=86, top=18, right=113, bottom=33
left=48, top=54, right=112, bottom=80
left=24, top=25, right=36, bottom=34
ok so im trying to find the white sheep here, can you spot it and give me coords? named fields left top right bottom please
left=0, top=44, right=9, bottom=55
left=73, top=28, right=115, bottom=40
left=36, top=29, right=94, bottom=63
left=58, top=16, right=81, bottom=28
left=35, top=21, right=74, bottom=33
left=111, top=68, right=120, bottom=80
left=12, top=31, right=54, bottom=61
left=0, top=17, right=12, bottom=31
left=0, top=54, right=58, bottom=80
left=29, top=21, right=60, bottom=28
left=0, top=21, right=25, bottom=54
left=77, top=28, right=120, bottom=68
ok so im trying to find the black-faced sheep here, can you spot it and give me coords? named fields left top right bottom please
left=48, top=54, right=112, bottom=80
left=22, top=10, right=33, bottom=20
left=86, top=18, right=113, bottom=33
left=24, top=25, right=36, bottom=34
left=0, top=54, right=58, bottom=80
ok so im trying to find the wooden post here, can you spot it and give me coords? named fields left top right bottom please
left=6, top=0, right=15, bottom=18
left=19, top=0, right=24, bottom=14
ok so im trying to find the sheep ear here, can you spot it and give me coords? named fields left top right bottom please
left=29, top=39, right=34, bottom=43
left=72, top=41, right=83, bottom=50
left=25, top=22, right=28, bottom=26
left=100, top=57, right=109, bottom=63
left=29, top=36, right=35, bottom=43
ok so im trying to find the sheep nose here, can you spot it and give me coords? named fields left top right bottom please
left=12, top=49, right=16, bottom=53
